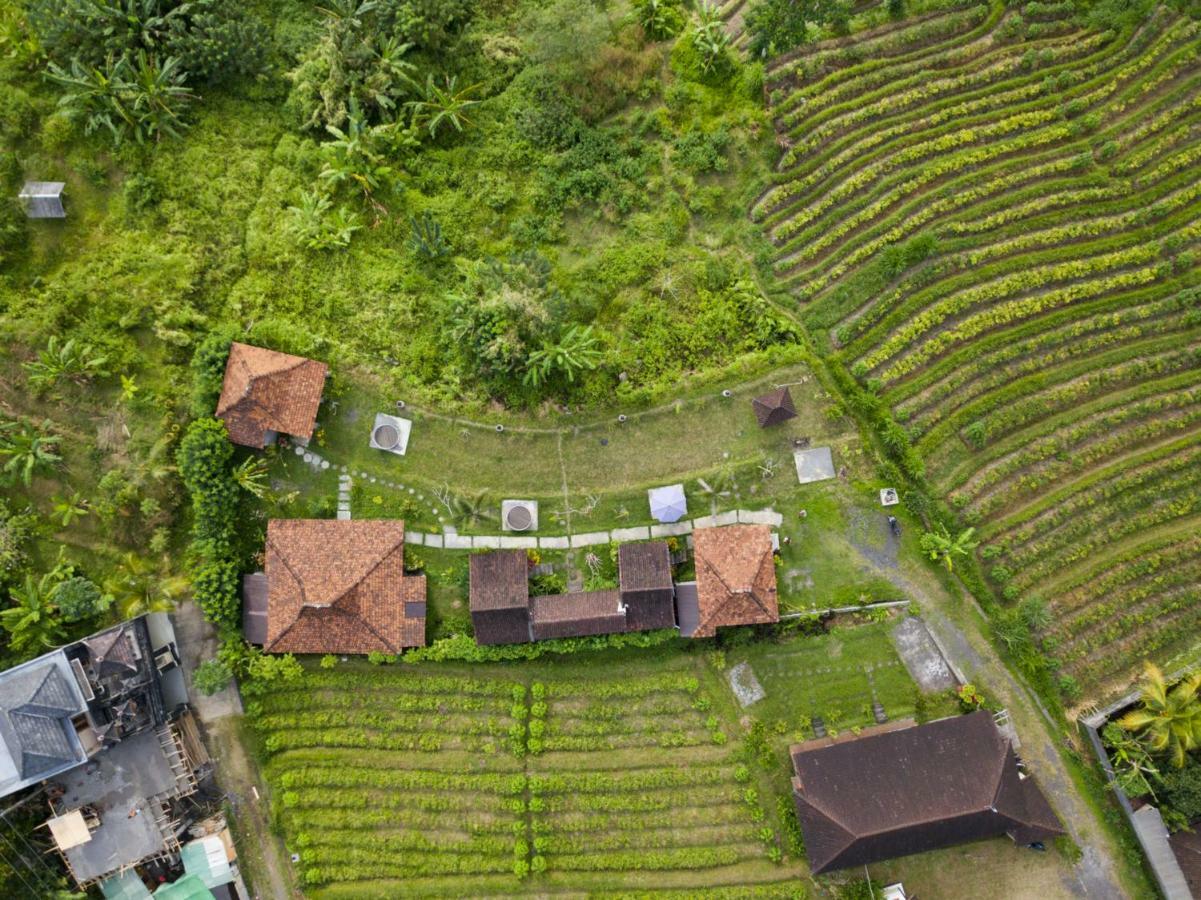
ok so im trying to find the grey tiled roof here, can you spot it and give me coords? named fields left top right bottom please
left=0, top=664, right=85, bottom=779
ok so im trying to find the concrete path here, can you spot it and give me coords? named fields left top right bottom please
left=875, top=568, right=1127, bottom=900
left=171, top=600, right=240, bottom=721
left=891, top=615, right=958, bottom=693
left=405, top=507, right=783, bottom=550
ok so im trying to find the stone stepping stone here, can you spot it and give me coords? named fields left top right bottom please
left=872, top=701, right=888, bottom=724
left=812, top=717, right=827, bottom=738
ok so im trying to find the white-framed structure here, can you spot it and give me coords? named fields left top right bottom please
left=18, top=181, right=66, bottom=219
left=501, top=500, right=538, bottom=532
left=369, top=413, right=412, bottom=456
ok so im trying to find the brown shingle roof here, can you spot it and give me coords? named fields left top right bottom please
left=530, top=590, right=626, bottom=640
left=790, top=711, right=1063, bottom=874
left=751, top=387, right=797, bottom=428
left=469, top=550, right=529, bottom=612
left=264, top=519, right=425, bottom=655
left=618, top=542, right=673, bottom=594
left=691, top=525, right=779, bottom=638
left=216, top=342, right=327, bottom=448
left=1170, top=826, right=1201, bottom=897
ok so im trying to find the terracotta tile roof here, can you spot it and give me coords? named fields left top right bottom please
left=752, top=387, right=797, bottom=428
left=264, top=519, right=426, bottom=655
left=691, top=525, right=779, bottom=638
left=216, top=343, right=327, bottom=448
left=790, top=711, right=1063, bottom=873
left=468, top=550, right=530, bottom=612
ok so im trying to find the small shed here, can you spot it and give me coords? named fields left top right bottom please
left=752, top=387, right=797, bottom=428
left=648, top=483, right=687, bottom=523
left=18, top=181, right=66, bottom=219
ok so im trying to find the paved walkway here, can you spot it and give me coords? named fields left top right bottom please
left=406, top=507, right=783, bottom=550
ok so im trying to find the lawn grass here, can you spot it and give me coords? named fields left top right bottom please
left=725, top=619, right=958, bottom=741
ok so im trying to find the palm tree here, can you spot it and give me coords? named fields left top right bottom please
left=103, top=553, right=189, bottom=618
left=1102, top=723, right=1160, bottom=799
left=919, top=524, right=978, bottom=573
left=524, top=326, right=603, bottom=388
left=1119, top=662, right=1201, bottom=768
left=51, top=492, right=91, bottom=527
left=408, top=74, right=483, bottom=139
left=1, top=573, right=67, bottom=655
left=0, top=420, right=63, bottom=487
left=232, top=457, right=271, bottom=499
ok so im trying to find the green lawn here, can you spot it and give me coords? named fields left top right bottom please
left=726, top=619, right=959, bottom=742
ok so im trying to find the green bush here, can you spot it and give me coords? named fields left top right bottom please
left=193, top=658, right=233, bottom=696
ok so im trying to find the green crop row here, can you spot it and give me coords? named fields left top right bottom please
left=301, top=851, right=512, bottom=885
left=542, top=824, right=761, bottom=854
left=955, top=343, right=1201, bottom=449
left=529, top=765, right=730, bottom=794
left=1063, top=590, right=1201, bottom=685
left=283, top=785, right=514, bottom=815
left=767, top=33, right=1196, bottom=239
left=543, top=673, right=700, bottom=698
left=255, top=708, right=512, bottom=734
left=545, top=804, right=751, bottom=833
left=540, top=784, right=740, bottom=814
left=943, top=380, right=1201, bottom=509
left=1010, top=490, right=1200, bottom=590
left=987, top=440, right=1201, bottom=547
left=1050, top=559, right=1201, bottom=641
left=279, top=766, right=527, bottom=795
left=285, top=671, right=521, bottom=696
left=774, top=21, right=1121, bottom=178
left=775, top=53, right=1201, bottom=281
left=767, top=4, right=993, bottom=99
left=547, top=846, right=747, bottom=873
left=1058, top=588, right=1201, bottom=667
left=1051, top=532, right=1201, bottom=612
left=288, top=806, right=514, bottom=834
left=899, top=291, right=1201, bottom=429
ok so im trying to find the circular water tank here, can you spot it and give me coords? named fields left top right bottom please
left=506, top=505, right=533, bottom=531
left=373, top=424, right=400, bottom=449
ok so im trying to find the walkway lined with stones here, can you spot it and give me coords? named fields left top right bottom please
left=405, top=506, right=784, bottom=551
left=294, top=445, right=783, bottom=549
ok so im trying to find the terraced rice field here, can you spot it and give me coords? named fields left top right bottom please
left=755, top=0, right=1201, bottom=703
left=249, top=662, right=803, bottom=898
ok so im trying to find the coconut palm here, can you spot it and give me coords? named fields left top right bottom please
left=1119, top=662, right=1201, bottom=768
left=232, top=456, right=271, bottom=499
left=1, top=572, right=67, bottom=655
left=103, top=553, right=189, bottom=618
